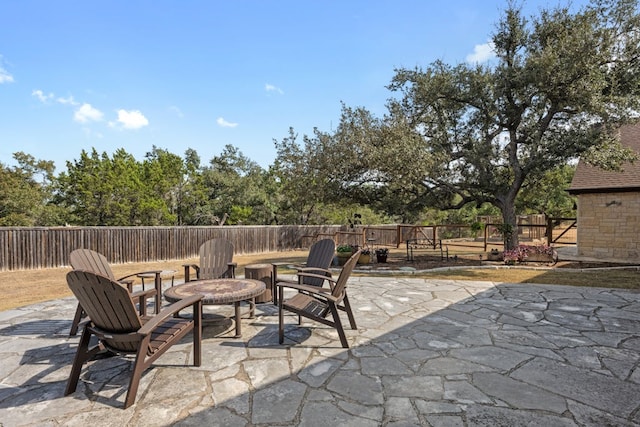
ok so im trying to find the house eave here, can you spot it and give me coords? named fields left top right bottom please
left=567, top=187, right=640, bottom=195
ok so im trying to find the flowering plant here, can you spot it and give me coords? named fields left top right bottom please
left=375, top=248, right=389, bottom=256
left=503, top=244, right=556, bottom=263
left=359, top=247, right=371, bottom=255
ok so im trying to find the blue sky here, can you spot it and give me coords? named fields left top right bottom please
left=0, top=0, right=589, bottom=172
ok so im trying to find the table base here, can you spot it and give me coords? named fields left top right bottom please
left=164, top=278, right=265, bottom=339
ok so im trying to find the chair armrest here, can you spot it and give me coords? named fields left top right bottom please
left=296, top=265, right=331, bottom=272
left=272, top=262, right=291, bottom=281
left=183, top=264, right=200, bottom=282
left=272, top=262, right=291, bottom=268
left=117, top=270, right=163, bottom=282
left=296, top=270, right=338, bottom=290
left=295, top=266, right=332, bottom=278
left=226, top=262, right=237, bottom=278
left=118, top=278, right=135, bottom=292
left=296, top=271, right=338, bottom=284
left=131, top=288, right=157, bottom=316
left=131, top=289, right=156, bottom=299
left=138, top=295, right=203, bottom=335
left=275, top=281, right=339, bottom=302
left=275, top=280, right=333, bottom=294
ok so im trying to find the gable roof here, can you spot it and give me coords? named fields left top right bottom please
left=568, top=124, right=640, bottom=194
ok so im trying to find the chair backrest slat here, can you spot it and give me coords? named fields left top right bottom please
left=332, top=250, right=360, bottom=301
left=303, top=239, right=336, bottom=287
left=66, top=270, right=142, bottom=352
left=199, top=239, right=234, bottom=279
left=70, top=249, right=116, bottom=280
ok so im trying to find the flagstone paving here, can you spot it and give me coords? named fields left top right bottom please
left=0, top=276, right=639, bottom=426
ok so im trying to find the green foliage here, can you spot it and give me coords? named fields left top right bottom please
left=227, top=206, right=253, bottom=225
left=329, top=0, right=640, bottom=248
left=0, top=153, right=64, bottom=226
left=272, top=128, right=334, bottom=224
left=198, top=145, right=274, bottom=225
left=336, top=244, right=354, bottom=253
left=516, top=164, right=577, bottom=217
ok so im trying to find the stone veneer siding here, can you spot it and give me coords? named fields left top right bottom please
left=576, top=192, right=640, bottom=261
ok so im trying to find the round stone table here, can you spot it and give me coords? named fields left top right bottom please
left=164, top=278, right=265, bottom=338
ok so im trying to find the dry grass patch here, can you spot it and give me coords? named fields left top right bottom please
left=0, top=251, right=310, bottom=312
left=409, top=267, right=640, bottom=289
left=1, top=249, right=638, bottom=312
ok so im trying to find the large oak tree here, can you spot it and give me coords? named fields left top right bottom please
left=333, top=0, right=640, bottom=248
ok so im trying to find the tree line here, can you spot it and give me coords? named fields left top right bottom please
left=2, top=0, right=639, bottom=250
left=0, top=142, right=575, bottom=229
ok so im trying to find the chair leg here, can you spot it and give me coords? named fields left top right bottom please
left=124, top=338, right=149, bottom=409
left=278, top=286, right=284, bottom=344
left=65, top=326, right=92, bottom=395
left=248, top=297, right=256, bottom=318
left=69, top=303, right=85, bottom=336
left=329, top=302, right=349, bottom=348
left=154, top=272, right=162, bottom=314
left=193, top=301, right=202, bottom=366
left=234, top=301, right=242, bottom=338
left=342, top=294, right=357, bottom=330
left=137, top=295, right=147, bottom=317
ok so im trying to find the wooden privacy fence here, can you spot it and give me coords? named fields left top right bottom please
left=0, top=219, right=576, bottom=271
left=0, top=225, right=342, bottom=271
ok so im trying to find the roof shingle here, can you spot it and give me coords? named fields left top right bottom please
left=568, top=124, right=640, bottom=194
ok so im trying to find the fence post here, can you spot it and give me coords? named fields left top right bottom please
left=483, top=224, right=488, bottom=252
left=546, top=217, right=553, bottom=246
left=432, top=225, right=437, bottom=249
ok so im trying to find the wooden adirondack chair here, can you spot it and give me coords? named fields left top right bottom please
left=68, top=249, right=162, bottom=336
left=271, top=238, right=336, bottom=304
left=277, top=250, right=360, bottom=348
left=65, top=270, right=203, bottom=409
left=183, top=238, right=236, bottom=282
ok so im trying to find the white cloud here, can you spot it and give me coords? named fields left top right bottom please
left=32, top=89, right=54, bottom=103
left=33, top=89, right=79, bottom=106
left=265, top=83, right=284, bottom=94
left=0, top=69, right=14, bottom=83
left=217, top=117, right=238, bottom=128
left=0, top=56, right=13, bottom=83
left=466, top=41, right=496, bottom=63
left=57, top=95, right=78, bottom=106
left=169, top=105, right=184, bottom=118
left=115, top=109, right=149, bottom=129
left=74, top=103, right=104, bottom=123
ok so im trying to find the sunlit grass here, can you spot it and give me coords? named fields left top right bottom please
left=1, top=249, right=638, bottom=312
left=406, top=268, right=640, bottom=289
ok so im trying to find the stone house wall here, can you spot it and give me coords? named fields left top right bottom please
left=576, top=192, right=640, bottom=261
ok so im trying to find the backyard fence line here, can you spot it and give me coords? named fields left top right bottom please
left=0, top=217, right=574, bottom=271
left=0, top=225, right=344, bottom=271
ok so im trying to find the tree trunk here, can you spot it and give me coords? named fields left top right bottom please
left=501, top=202, right=519, bottom=250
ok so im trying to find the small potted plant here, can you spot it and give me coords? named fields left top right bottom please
left=487, top=248, right=502, bottom=261
left=375, top=247, right=389, bottom=263
left=358, top=247, right=371, bottom=265
left=336, top=244, right=354, bottom=265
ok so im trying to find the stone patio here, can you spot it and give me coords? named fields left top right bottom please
left=0, top=275, right=639, bottom=426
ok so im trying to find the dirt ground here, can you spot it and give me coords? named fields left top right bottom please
left=1, top=248, right=638, bottom=312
